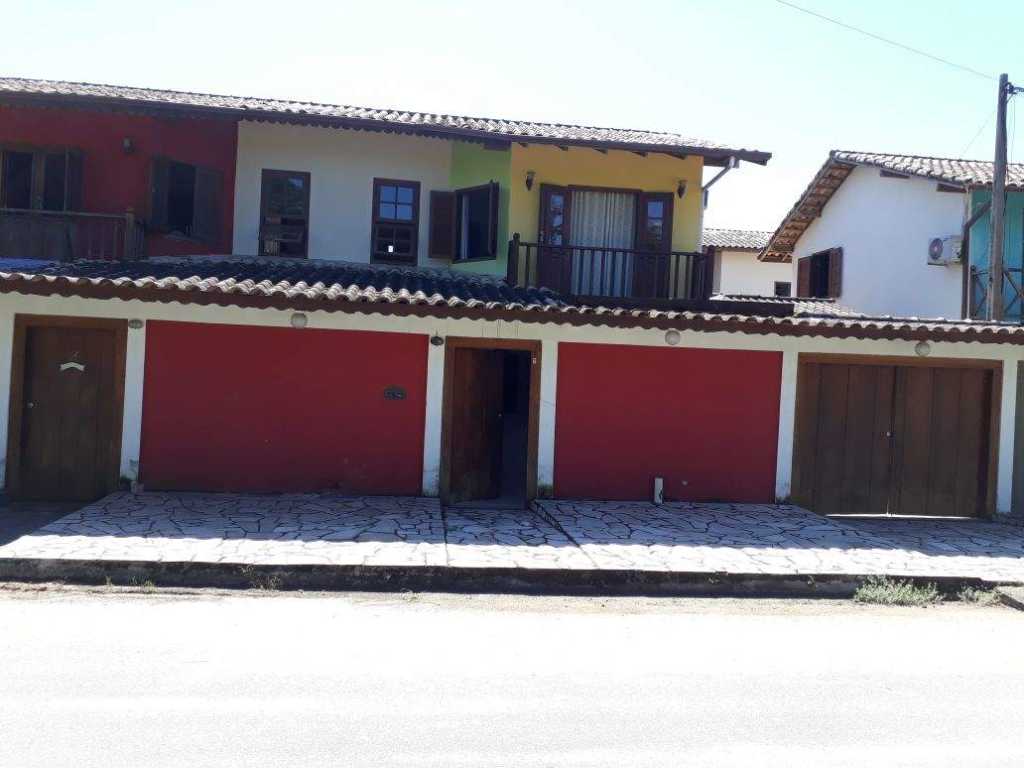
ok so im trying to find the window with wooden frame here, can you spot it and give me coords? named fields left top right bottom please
left=371, top=178, right=420, bottom=263
left=0, top=146, right=83, bottom=212
left=796, top=247, right=842, bottom=298
left=774, top=281, right=792, bottom=297
left=258, top=169, right=311, bottom=258
left=150, top=157, right=223, bottom=245
left=428, top=181, right=499, bottom=261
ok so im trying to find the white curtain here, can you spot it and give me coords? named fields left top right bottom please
left=569, top=190, right=636, bottom=296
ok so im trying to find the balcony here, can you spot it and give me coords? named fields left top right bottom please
left=969, top=266, right=1024, bottom=322
left=505, top=235, right=712, bottom=305
left=0, top=208, right=145, bottom=262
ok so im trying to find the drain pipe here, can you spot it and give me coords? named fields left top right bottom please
left=702, top=156, right=739, bottom=209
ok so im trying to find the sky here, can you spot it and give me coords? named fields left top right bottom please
left=3, top=0, right=1024, bottom=232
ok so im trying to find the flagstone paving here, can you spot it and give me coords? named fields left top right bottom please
left=1, top=492, right=1024, bottom=583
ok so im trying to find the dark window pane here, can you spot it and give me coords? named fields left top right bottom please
left=396, top=203, right=413, bottom=221
left=647, top=200, right=664, bottom=219
left=1, top=151, right=33, bottom=209
left=380, top=185, right=397, bottom=203
left=42, top=153, right=67, bottom=211
left=396, top=186, right=413, bottom=204
left=380, top=202, right=396, bottom=219
left=167, top=161, right=197, bottom=234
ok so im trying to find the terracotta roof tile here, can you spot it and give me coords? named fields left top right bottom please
left=1, top=257, right=1022, bottom=346
left=0, top=77, right=770, bottom=164
left=701, top=228, right=773, bottom=250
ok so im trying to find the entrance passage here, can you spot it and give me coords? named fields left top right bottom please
left=792, top=357, right=997, bottom=518
left=442, top=341, right=537, bottom=507
left=6, top=316, right=126, bottom=501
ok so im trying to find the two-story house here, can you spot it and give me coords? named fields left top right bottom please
left=761, top=150, right=1024, bottom=320
left=2, top=79, right=1023, bottom=523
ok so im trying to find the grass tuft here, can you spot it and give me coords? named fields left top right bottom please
left=854, top=576, right=941, bottom=607
left=957, top=586, right=1003, bottom=606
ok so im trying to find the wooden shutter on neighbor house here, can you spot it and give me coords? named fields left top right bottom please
left=149, top=157, right=170, bottom=230
left=64, top=149, right=83, bottom=212
left=797, top=256, right=811, bottom=296
left=827, top=247, right=843, bottom=298
left=429, top=190, right=456, bottom=259
left=192, top=166, right=223, bottom=245
left=487, top=180, right=500, bottom=257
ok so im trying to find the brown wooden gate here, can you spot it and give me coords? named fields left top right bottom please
left=792, top=356, right=998, bottom=518
left=5, top=316, right=126, bottom=501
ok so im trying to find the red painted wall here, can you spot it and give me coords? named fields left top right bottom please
left=554, top=343, right=782, bottom=503
left=0, top=104, right=236, bottom=255
left=140, top=322, right=427, bottom=494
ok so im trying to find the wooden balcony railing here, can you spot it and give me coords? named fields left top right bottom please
left=969, top=265, right=1024, bottom=321
left=506, top=234, right=712, bottom=303
left=0, top=208, right=145, bottom=262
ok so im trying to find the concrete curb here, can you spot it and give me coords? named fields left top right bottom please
left=0, top=557, right=1011, bottom=598
left=995, top=586, right=1024, bottom=611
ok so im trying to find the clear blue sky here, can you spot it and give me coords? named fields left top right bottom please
left=3, top=0, right=1023, bottom=232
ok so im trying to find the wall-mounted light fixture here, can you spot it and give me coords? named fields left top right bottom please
left=290, top=313, right=308, bottom=329
left=676, top=180, right=687, bottom=199
left=914, top=340, right=931, bottom=357
left=122, top=137, right=135, bottom=154
left=430, top=334, right=445, bottom=347
left=525, top=170, right=536, bottom=191
left=127, top=318, right=144, bottom=330
left=664, top=329, right=681, bottom=346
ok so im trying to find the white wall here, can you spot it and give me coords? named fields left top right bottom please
left=1, top=295, right=1022, bottom=513
left=233, top=122, right=452, bottom=265
left=715, top=249, right=793, bottom=296
left=790, top=166, right=965, bottom=318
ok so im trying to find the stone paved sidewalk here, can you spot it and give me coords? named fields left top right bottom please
left=1, top=492, right=1024, bottom=583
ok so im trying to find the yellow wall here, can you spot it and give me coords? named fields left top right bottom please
left=509, top=144, right=705, bottom=252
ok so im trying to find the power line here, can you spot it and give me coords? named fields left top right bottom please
left=959, top=108, right=996, bottom=158
left=773, top=0, right=996, bottom=82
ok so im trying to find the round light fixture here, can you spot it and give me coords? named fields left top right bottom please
left=664, top=329, right=681, bottom=346
left=290, top=313, right=308, bottom=329
left=430, top=334, right=445, bottom=347
left=127, top=318, right=144, bottom=330
left=914, top=340, right=931, bottom=357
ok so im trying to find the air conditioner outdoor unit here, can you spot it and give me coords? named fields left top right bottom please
left=927, top=236, right=962, bottom=266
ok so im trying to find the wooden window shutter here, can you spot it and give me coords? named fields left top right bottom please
left=797, top=256, right=811, bottom=296
left=827, top=247, right=843, bottom=298
left=150, top=157, right=170, bottom=230
left=64, top=149, right=83, bottom=212
left=192, top=166, right=223, bottom=245
left=487, top=180, right=500, bottom=257
left=429, top=190, right=456, bottom=259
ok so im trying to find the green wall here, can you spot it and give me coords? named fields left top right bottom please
left=969, top=188, right=1024, bottom=320
left=449, top=142, right=512, bottom=276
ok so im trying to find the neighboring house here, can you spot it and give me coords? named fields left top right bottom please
left=1, top=79, right=1023, bottom=522
left=0, top=90, right=236, bottom=260
left=702, top=228, right=791, bottom=296
left=761, top=150, right=1024, bottom=320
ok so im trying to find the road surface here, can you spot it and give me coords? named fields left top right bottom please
left=1, top=586, right=1022, bottom=767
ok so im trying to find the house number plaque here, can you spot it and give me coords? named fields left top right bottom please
left=384, top=386, right=406, bottom=401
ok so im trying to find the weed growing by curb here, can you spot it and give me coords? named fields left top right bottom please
left=958, top=586, right=1003, bottom=606
left=853, top=577, right=940, bottom=607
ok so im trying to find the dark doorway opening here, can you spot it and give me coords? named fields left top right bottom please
left=441, top=340, right=539, bottom=508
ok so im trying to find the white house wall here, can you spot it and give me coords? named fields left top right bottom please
left=232, top=122, right=452, bottom=264
left=790, top=166, right=965, bottom=318
left=715, top=249, right=793, bottom=295
left=1, top=295, right=1020, bottom=513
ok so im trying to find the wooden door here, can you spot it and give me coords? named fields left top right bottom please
left=793, top=358, right=994, bottom=518
left=537, top=184, right=573, bottom=294
left=891, top=366, right=992, bottom=518
left=8, top=319, right=126, bottom=501
left=793, top=361, right=896, bottom=516
left=632, top=192, right=673, bottom=299
left=446, top=347, right=504, bottom=504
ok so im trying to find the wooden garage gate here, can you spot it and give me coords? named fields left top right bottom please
left=792, top=355, right=999, bottom=518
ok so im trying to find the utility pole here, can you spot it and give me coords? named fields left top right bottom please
left=990, top=73, right=1010, bottom=321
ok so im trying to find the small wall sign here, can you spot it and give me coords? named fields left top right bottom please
left=384, top=386, right=406, bottom=401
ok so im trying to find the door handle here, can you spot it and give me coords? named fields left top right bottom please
left=27, top=402, right=34, bottom=409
